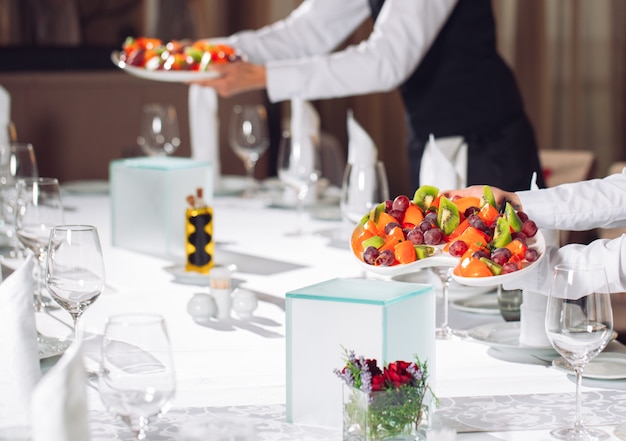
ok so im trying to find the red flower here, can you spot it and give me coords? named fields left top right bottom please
left=371, top=372, right=385, bottom=391
left=383, top=360, right=414, bottom=388
left=365, top=359, right=382, bottom=376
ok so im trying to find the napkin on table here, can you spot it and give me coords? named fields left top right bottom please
left=0, top=85, right=11, bottom=146
left=0, top=255, right=40, bottom=430
left=188, top=84, right=220, bottom=188
left=419, top=134, right=467, bottom=190
left=31, top=338, right=90, bottom=441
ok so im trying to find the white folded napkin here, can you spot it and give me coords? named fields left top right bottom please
left=346, top=109, right=377, bottom=166
left=419, top=134, right=467, bottom=190
left=31, top=339, right=90, bottom=441
left=0, top=85, right=10, bottom=146
left=0, top=255, right=40, bottom=430
left=188, top=84, right=220, bottom=188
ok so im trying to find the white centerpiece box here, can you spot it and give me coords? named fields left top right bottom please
left=110, top=157, right=213, bottom=261
left=285, top=277, right=435, bottom=429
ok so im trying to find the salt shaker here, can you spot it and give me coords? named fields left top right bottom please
left=210, top=267, right=232, bottom=319
left=187, top=293, right=217, bottom=324
left=232, top=288, right=258, bottom=319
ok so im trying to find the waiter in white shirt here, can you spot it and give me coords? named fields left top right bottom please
left=195, top=0, right=545, bottom=193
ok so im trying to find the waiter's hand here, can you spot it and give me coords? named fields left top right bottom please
left=190, top=61, right=267, bottom=98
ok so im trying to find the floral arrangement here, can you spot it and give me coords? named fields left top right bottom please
left=335, top=348, right=435, bottom=441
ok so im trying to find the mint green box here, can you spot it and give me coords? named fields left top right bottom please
left=286, top=277, right=435, bottom=429
left=110, top=157, right=213, bottom=260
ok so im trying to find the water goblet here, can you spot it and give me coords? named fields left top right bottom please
left=98, top=313, right=176, bottom=441
left=545, top=264, right=613, bottom=441
left=15, top=177, right=64, bottom=312
left=228, top=104, right=270, bottom=197
left=276, top=132, right=322, bottom=236
left=137, top=103, right=181, bottom=156
left=46, top=225, right=105, bottom=340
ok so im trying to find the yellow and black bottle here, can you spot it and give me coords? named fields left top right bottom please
left=185, top=188, right=214, bottom=273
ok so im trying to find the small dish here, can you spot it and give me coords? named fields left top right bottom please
left=552, top=352, right=626, bottom=380
left=111, top=51, right=221, bottom=83
left=164, top=264, right=236, bottom=286
left=38, top=334, right=71, bottom=360
left=450, top=291, right=499, bottom=315
left=468, top=322, right=557, bottom=355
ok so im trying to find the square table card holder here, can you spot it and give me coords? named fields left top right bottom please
left=110, top=157, right=213, bottom=261
left=286, top=277, right=435, bottom=429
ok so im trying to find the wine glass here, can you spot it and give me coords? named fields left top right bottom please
left=137, top=103, right=181, bottom=156
left=276, top=132, right=322, bottom=236
left=339, top=160, right=389, bottom=239
left=99, top=313, right=176, bottom=441
left=545, top=264, right=613, bottom=441
left=431, top=265, right=459, bottom=340
left=0, top=142, right=38, bottom=259
left=15, top=177, right=64, bottom=312
left=46, top=225, right=105, bottom=340
left=228, top=104, right=270, bottom=197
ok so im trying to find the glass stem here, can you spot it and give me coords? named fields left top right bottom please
left=33, top=253, right=46, bottom=312
left=574, top=365, right=583, bottom=429
left=441, top=276, right=450, bottom=329
left=296, top=187, right=308, bottom=235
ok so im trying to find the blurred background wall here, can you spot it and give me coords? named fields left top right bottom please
left=0, top=0, right=624, bottom=197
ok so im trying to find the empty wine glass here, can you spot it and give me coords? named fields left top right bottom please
left=46, top=225, right=105, bottom=340
left=15, top=177, right=64, bottom=312
left=0, top=142, right=38, bottom=259
left=276, top=132, right=322, bottom=236
left=545, top=264, right=613, bottom=441
left=99, top=313, right=176, bottom=441
left=137, top=103, right=181, bottom=156
left=228, top=104, right=270, bottom=197
left=431, top=265, right=459, bottom=340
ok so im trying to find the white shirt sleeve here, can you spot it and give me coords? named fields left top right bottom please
left=228, top=0, right=458, bottom=102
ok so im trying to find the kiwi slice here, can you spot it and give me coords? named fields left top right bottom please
left=480, top=185, right=497, bottom=209
left=503, top=202, right=523, bottom=233
left=480, top=257, right=503, bottom=275
left=437, top=195, right=460, bottom=236
left=362, top=235, right=384, bottom=249
left=492, top=216, right=512, bottom=248
left=414, top=245, right=435, bottom=259
left=413, top=185, right=439, bottom=211
left=368, top=202, right=386, bottom=223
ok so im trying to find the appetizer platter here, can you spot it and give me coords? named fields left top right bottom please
left=350, top=185, right=545, bottom=286
left=111, top=36, right=241, bottom=83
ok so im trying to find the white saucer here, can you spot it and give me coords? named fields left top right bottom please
left=450, top=291, right=499, bottom=315
left=468, top=322, right=557, bottom=355
left=164, top=264, right=236, bottom=286
left=553, top=352, right=626, bottom=380
left=38, top=334, right=71, bottom=360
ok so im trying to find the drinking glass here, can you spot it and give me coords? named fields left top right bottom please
left=431, top=265, right=459, bottom=340
left=276, top=132, right=322, bottom=236
left=15, top=177, right=64, bottom=312
left=0, top=142, right=38, bottom=258
left=228, top=104, right=270, bottom=197
left=545, top=264, right=613, bottom=441
left=340, top=160, right=389, bottom=235
left=137, top=103, right=181, bottom=156
left=46, top=225, right=105, bottom=340
left=99, top=313, right=176, bottom=441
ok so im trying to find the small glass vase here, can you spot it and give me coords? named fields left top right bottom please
left=343, top=384, right=426, bottom=441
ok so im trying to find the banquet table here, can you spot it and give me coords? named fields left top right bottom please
left=34, top=182, right=626, bottom=441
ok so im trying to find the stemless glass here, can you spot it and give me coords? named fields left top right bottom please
left=99, top=313, right=176, bottom=441
left=0, top=142, right=38, bottom=258
left=137, top=103, right=181, bottom=156
left=15, top=177, right=64, bottom=312
left=545, top=264, right=613, bottom=441
left=276, top=132, right=322, bottom=236
left=46, top=225, right=105, bottom=340
left=228, top=104, right=270, bottom=197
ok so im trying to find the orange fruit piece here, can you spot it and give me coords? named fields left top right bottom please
left=394, top=240, right=417, bottom=264
left=350, top=225, right=372, bottom=257
left=459, top=256, right=493, bottom=277
left=505, top=239, right=528, bottom=259
left=402, top=204, right=424, bottom=228
left=380, top=226, right=405, bottom=253
left=452, top=196, right=481, bottom=215
left=376, top=211, right=399, bottom=234
left=478, top=204, right=499, bottom=225
left=454, top=226, right=490, bottom=249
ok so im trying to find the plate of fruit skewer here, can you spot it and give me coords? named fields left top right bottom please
left=350, top=185, right=545, bottom=286
left=111, top=36, right=242, bottom=83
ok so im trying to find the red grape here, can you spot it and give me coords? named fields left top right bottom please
left=491, top=248, right=512, bottom=265
left=375, top=250, right=395, bottom=266
left=448, top=240, right=468, bottom=257
left=384, top=222, right=402, bottom=234
left=424, top=228, right=444, bottom=245
left=388, top=209, right=404, bottom=222
left=407, top=229, right=425, bottom=245
left=517, top=211, right=529, bottom=222
left=385, top=200, right=394, bottom=212
left=392, top=195, right=410, bottom=212
left=419, top=220, right=434, bottom=232
left=501, top=262, right=519, bottom=274
left=525, top=248, right=539, bottom=262
left=363, top=246, right=380, bottom=265
left=521, top=220, right=538, bottom=237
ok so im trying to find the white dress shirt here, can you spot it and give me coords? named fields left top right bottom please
left=227, top=0, right=457, bottom=102
left=512, top=168, right=626, bottom=294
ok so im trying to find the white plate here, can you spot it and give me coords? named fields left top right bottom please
left=111, top=51, right=220, bottom=83
left=62, top=179, right=109, bottom=195
left=164, top=264, right=236, bottom=286
left=215, top=175, right=250, bottom=197
left=451, top=229, right=546, bottom=287
left=450, top=291, right=500, bottom=315
left=552, top=352, right=626, bottom=380
left=468, top=322, right=557, bottom=355
left=38, top=334, right=71, bottom=360
left=391, top=270, right=497, bottom=299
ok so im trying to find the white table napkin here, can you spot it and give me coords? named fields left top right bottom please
left=0, top=255, right=40, bottom=430
left=419, top=134, right=467, bottom=190
left=346, top=109, right=377, bottom=166
left=188, top=84, right=220, bottom=189
left=0, top=85, right=10, bottom=146
left=31, top=339, right=90, bottom=441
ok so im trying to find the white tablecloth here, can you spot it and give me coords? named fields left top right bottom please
left=34, top=191, right=626, bottom=440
